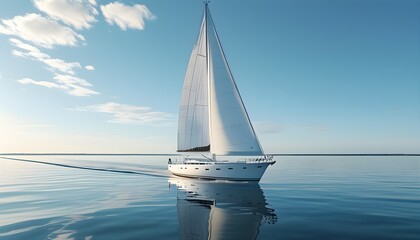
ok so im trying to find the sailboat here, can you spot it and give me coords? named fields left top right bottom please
left=168, top=3, right=275, bottom=181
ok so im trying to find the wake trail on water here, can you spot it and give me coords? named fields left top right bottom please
left=0, top=157, right=169, bottom=178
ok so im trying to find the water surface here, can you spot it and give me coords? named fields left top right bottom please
left=0, top=155, right=419, bottom=239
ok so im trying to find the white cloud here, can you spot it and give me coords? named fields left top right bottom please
left=34, top=0, right=98, bottom=30
left=10, top=38, right=81, bottom=75
left=17, top=75, right=99, bottom=96
left=2, top=1, right=154, bottom=99
left=73, top=102, right=173, bottom=125
left=0, top=13, right=85, bottom=48
left=43, top=58, right=81, bottom=74
left=66, top=84, right=99, bottom=96
left=100, top=2, right=156, bottom=30
left=85, top=65, right=95, bottom=70
left=18, top=77, right=64, bottom=89
left=53, top=74, right=99, bottom=96
left=53, top=74, right=91, bottom=86
left=9, top=38, right=39, bottom=52
left=11, top=39, right=98, bottom=96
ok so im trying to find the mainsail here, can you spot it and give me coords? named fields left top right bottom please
left=177, top=14, right=210, bottom=152
left=178, top=4, right=263, bottom=156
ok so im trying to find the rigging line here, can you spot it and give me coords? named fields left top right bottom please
left=205, top=3, right=213, bottom=153
left=0, top=157, right=168, bottom=178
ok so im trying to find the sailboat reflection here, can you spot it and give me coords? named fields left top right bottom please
left=169, top=177, right=277, bottom=240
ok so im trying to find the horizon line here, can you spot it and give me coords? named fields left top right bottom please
left=0, top=153, right=419, bottom=156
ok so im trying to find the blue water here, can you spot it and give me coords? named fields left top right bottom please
left=0, top=156, right=419, bottom=239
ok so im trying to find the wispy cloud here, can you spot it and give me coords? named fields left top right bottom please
left=53, top=74, right=99, bottom=96
left=18, top=75, right=99, bottom=96
left=54, top=74, right=91, bottom=86
left=0, top=13, right=84, bottom=48
left=73, top=102, right=173, bottom=125
left=11, top=38, right=82, bottom=74
left=34, top=0, right=98, bottom=30
left=10, top=38, right=98, bottom=96
left=18, top=77, right=64, bottom=89
left=1, top=0, right=156, bottom=98
left=101, top=2, right=156, bottom=30
left=65, top=84, right=99, bottom=96
left=85, top=65, right=95, bottom=71
left=42, top=57, right=82, bottom=75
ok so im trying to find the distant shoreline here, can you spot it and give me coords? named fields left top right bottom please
left=0, top=153, right=419, bottom=156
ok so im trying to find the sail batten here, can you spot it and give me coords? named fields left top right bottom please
left=177, top=4, right=263, bottom=156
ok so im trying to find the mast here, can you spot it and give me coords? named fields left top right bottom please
left=205, top=2, right=214, bottom=159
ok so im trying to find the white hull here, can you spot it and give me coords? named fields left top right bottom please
left=168, top=160, right=275, bottom=181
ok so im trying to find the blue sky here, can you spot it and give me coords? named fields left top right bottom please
left=0, top=0, right=419, bottom=153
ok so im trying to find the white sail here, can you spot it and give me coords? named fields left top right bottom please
left=177, top=15, right=210, bottom=152
left=206, top=8, right=263, bottom=156
left=177, top=5, right=263, bottom=156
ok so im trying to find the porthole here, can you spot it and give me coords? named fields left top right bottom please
left=243, top=167, right=247, bottom=169
left=257, top=166, right=262, bottom=168
left=228, top=168, right=233, bottom=170
left=216, top=168, right=221, bottom=170
left=195, top=168, right=199, bottom=170
left=205, top=168, right=209, bottom=170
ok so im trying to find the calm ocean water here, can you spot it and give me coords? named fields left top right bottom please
left=0, top=155, right=419, bottom=240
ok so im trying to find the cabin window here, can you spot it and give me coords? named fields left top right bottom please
left=243, top=167, right=247, bottom=169
left=257, top=166, right=262, bottom=168
left=180, top=167, right=183, bottom=169
left=216, top=168, right=221, bottom=170
left=195, top=168, right=199, bottom=170
left=228, top=168, right=233, bottom=170
left=205, top=168, right=209, bottom=170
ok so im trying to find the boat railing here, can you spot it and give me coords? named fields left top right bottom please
left=168, top=155, right=275, bottom=164
left=239, top=155, right=275, bottom=163
left=168, top=157, right=213, bottom=165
